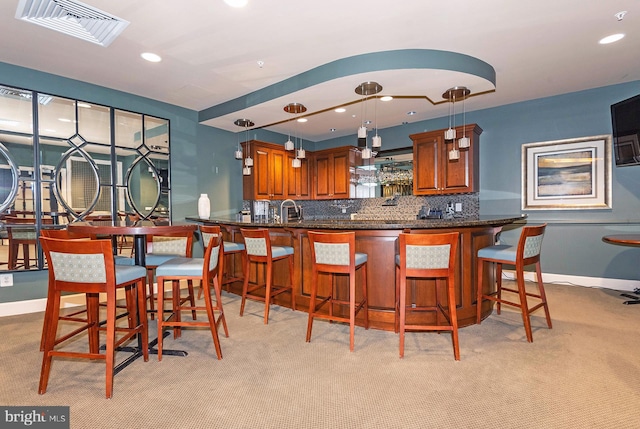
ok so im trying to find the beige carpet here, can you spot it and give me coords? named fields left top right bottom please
left=1, top=281, right=639, bottom=429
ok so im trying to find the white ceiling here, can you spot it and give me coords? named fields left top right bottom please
left=2, top=0, right=638, bottom=142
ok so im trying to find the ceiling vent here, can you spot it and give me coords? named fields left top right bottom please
left=15, top=0, right=129, bottom=47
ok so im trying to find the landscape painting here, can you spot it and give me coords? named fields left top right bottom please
left=522, top=136, right=611, bottom=210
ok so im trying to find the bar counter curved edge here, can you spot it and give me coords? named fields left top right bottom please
left=186, top=215, right=526, bottom=331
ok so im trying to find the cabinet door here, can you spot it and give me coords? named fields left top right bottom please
left=286, top=154, right=311, bottom=199
left=254, top=147, right=271, bottom=199
left=331, top=150, right=351, bottom=198
left=270, top=149, right=286, bottom=199
left=413, top=136, right=440, bottom=194
left=314, top=153, right=333, bottom=199
left=442, top=146, right=471, bottom=192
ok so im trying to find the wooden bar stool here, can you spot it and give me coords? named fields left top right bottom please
left=476, top=223, right=552, bottom=342
left=145, top=230, right=195, bottom=319
left=395, top=232, right=460, bottom=360
left=38, top=237, right=148, bottom=398
left=196, top=226, right=246, bottom=297
left=239, top=228, right=295, bottom=324
left=154, top=226, right=226, bottom=360
left=306, top=231, right=369, bottom=352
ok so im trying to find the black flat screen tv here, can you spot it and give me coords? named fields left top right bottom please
left=611, top=93, right=640, bottom=167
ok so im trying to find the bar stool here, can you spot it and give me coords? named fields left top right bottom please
left=154, top=226, right=226, bottom=360
left=39, top=237, right=148, bottom=398
left=239, top=228, right=295, bottom=324
left=145, top=230, right=194, bottom=319
left=196, top=226, right=245, bottom=297
left=395, top=232, right=460, bottom=360
left=306, top=231, right=368, bottom=352
left=476, top=223, right=551, bottom=342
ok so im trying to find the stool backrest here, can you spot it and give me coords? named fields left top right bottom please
left=517, top=223, right=547, bottom=265
left=202, top=229, right=223, bottom=281
left=398, top=232, right=459, bottom=278
left=39, top=237, right=114, bottom=287
left=308, top=231, right=356, bottom=274
left=240, top=228, right=272, bottom=258
left=147, top=230, right=194, bottom=257
left=199, top=225, right=221, bottom=249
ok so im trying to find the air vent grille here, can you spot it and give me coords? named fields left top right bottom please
left=15, top=0, right=129, bottom=47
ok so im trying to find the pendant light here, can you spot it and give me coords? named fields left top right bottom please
left=372, top=95, right=382, bottom=150
left=443, top=86, right=470, bottom=142
left=355, top=81, right=382, bottom=160
left=284, top=103, right=307, bottom=167
left=284, top=103, right=306, bottom=151
left=458, top=89, right=471, bottom=149
left=234, top=118, right=254, bottom=175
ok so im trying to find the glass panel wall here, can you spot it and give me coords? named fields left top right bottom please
left=0, top=84, right=171, bottom=271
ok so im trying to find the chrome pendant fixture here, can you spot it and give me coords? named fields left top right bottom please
left=355, top=81, right=382, bottom=160
left=234, top=118, right=254, bottom=175
left=284, top=103, right=306, bottom=152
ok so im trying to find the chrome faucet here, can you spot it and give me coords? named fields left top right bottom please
left=280, top=199, right=298, bottom=224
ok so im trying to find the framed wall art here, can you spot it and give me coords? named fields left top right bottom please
left=522, top=135, right=612, bottom=210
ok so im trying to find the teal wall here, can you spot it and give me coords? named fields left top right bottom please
left=1, top=59, right=639, bottom=306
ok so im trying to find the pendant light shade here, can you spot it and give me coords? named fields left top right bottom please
left=292, top=157, right=301, bottom=168
left=284, top=103, right=306, bottom=149
left=457, top=89, right=471, bottom=149
left=443, top=86, right=470, bottom=141
left=234, top=118, right=254, bottom=173
left=355, top=81, right=382, bottom=160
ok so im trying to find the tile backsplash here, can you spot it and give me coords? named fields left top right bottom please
left=245, top=194, right=479, bottom=221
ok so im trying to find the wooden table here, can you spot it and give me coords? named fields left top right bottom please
left=602, top=234, right=640, bottom=305
left=68, top=221, right=198, bottom=358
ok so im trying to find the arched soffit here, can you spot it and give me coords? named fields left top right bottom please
left=198, top=49, right=496, bottom=123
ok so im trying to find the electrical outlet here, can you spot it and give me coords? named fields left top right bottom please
left=455, top=202, right=462, bottom=212
left=0, top=273, right=14, bottom=287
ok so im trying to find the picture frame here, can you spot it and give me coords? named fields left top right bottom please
left=522, top=135, right=612, bottom=210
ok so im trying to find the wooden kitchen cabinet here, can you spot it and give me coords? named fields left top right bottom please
left=412, top=124, right=481, bottom=195
left=242, top=140, right=287, bottom=200
left=313, top=146, right=360, bottom=199
left=285, top=152, right=312, bottom=199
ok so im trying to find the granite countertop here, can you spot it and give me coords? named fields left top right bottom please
left=186, top=215, right=527, bottom=230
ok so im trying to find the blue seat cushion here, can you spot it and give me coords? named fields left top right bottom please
left=115, top=265, right=147, bottom=285
left=355, top=252, right=367, bottom=266
left=155, top=257, right=204, bottom=277
left=271, top=246, right=294, bottom=258
left=477, top=244, right=517, bottom=263
left=145, top=253, right=182, bottom=267
left=223, top=241, right=245, bottom=253
left=114, top=255, right=135, bottom=266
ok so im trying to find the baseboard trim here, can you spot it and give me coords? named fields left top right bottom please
left=502, top=270, right=639, bottom=292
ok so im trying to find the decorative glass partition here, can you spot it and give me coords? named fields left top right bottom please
left=0, top=84, right=171, bottom=271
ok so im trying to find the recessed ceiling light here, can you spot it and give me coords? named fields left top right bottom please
left=330, top=128, right=337, bottom=132
left=77, top=102, right=91, bottom=108
left=141, top=52, right=162, bottom=62
left=407, top=111, right=417, bottom=116
left=380, top=96, right=393, bottom=102
left=297, top=118, right=307, bottom=123
left=599, top=33, right=624, bottom=44
left=224, top=0, right=248, bottom=7
left=335, top=108, right=346, bottom=113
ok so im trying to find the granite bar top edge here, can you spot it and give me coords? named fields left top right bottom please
left=186, top=215, right=527, bottom=230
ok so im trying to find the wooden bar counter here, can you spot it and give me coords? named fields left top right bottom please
left=187, top=215, right=525, bottom=331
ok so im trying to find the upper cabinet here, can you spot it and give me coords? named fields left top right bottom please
left=411, top=124, right=482, bottom=195
left=242, top=140, right=287, bottom=200
left=285, top=152, right=312, bottom=200
left=313, top=146, right=361, bottom=199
